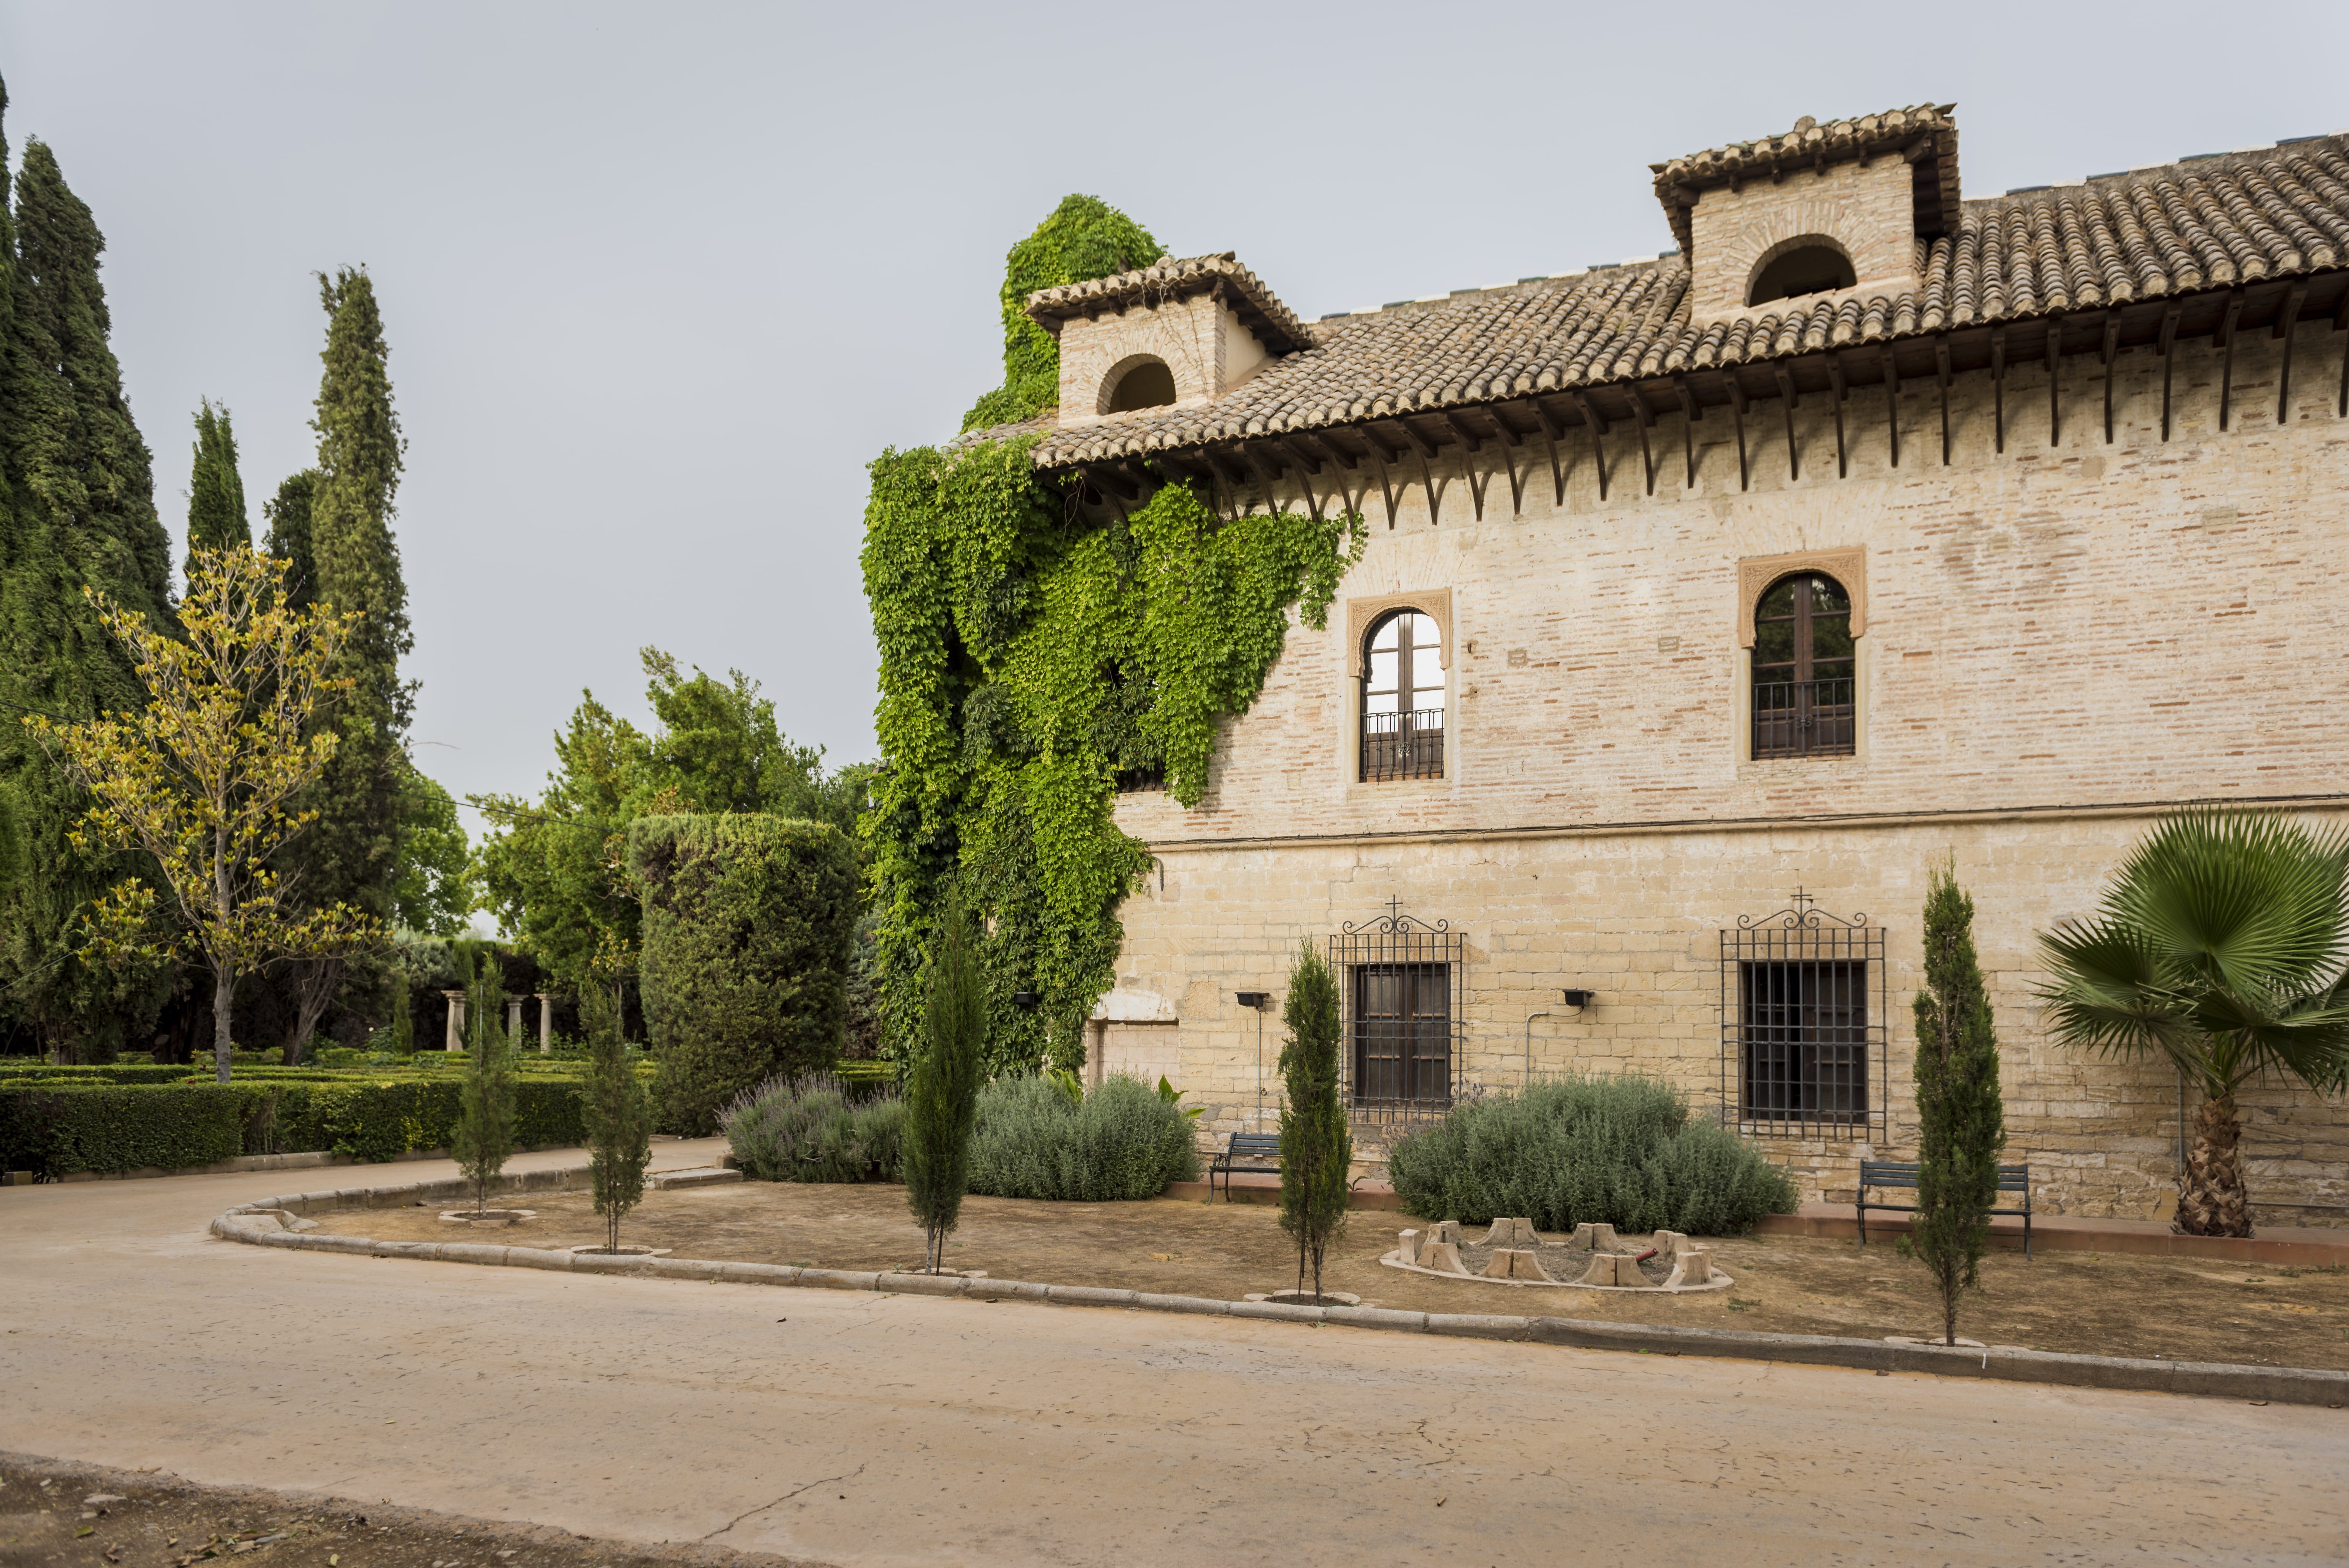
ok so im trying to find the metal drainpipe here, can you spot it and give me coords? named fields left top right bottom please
left=1524, top=1011, right=1552, bottom=1091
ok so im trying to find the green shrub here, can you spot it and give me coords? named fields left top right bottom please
left=721, top=1073, right=905, bottom=1183
left=0, top=1075, right=593, bottom=1176
left=1386, top=1075, right=1798, bottom=1236
left=629, top=813, right=859, bottom=1135
left=967, top=1073, right=1201, bottom=1202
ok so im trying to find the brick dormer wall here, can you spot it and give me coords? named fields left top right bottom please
left=1688, top=155, right=1923, bottom=328
left=1055, top=292, right=1271, bottom=429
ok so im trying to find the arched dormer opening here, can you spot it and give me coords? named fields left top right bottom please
left=1101, top=355, right=1177, bottom=414
left=1747, top=236, right=1857, bottom=306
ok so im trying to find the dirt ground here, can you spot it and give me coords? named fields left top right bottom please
left=0, top=1458, right=812, bottom=1568
left=317, top=1180, right=2349, bottom=1370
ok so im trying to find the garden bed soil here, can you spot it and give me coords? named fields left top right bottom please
left=310, top=1181, right=2349, bottom=1370
left=0, top=1458, right=797, bottom=1568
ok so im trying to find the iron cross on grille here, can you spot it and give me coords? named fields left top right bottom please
left=1788, top=886, right=1815, bottom=916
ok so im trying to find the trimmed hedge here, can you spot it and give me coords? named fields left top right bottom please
left=0, top=1075, right=598, bottom=1178
left=630, top=814, right=859, bottom=1136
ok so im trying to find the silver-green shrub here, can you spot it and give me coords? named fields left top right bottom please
left=968, top=1073, right=1201, bottom=1202
left=1387, top=1075, right=1796, bottom=1235
left=721, top=1072, right=904, bottom=1183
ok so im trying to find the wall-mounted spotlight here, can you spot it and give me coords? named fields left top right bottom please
left=1560, top=988, right=1596, bottom=1010
left=1011, top=991, right=1039, bottom=1010
left=1233, top=991, right=1271, bottom=1010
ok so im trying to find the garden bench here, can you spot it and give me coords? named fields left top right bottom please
left=1857, top=1160, right=2034, bottom=1258
left=1210, top=1131, right=1281, bottom=1199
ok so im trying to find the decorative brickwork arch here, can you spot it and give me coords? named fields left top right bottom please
left=1736, top=549, right=1865, bottom=648
left=1098, top=353, right=1177, bottom=415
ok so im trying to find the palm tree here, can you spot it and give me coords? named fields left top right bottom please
left=2039, top=811, right=2349, bottom=1237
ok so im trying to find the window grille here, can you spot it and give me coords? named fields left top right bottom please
left=1330, top=900, right=1463, bottom=1128
left=1718, top=889, right=1886, bottom=1139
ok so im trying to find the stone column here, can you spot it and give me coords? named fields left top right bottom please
left=442, top=991, right=466, bottom=1051
left=535, top=994, right=553, bottom=1055
left=505, top=996, right=524, bottom=1043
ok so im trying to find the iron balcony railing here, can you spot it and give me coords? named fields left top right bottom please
left=1751, top=677, right=1855, bottom=759
left=1360, top=709, right=1445, bottom=782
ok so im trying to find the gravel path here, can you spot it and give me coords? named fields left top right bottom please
left=5, top=1144, right=2347, bottom=1566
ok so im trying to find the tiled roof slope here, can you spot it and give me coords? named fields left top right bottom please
left=1651, top=105, right=1962, bottom=253
left=1025, top=251, right=1314, bottom=356
left=1011, top=136, right=2349, bottom=471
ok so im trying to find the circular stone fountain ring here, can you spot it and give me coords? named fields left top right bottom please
left=1382, top=1219, right=1732, bottom=1293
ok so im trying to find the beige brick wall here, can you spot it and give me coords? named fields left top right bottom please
left=1101, top=315, right=2349, bottom=1226
left=1688, top=155, right=1923, bottom=324
left=1056, top=293, right=1266, bottom=425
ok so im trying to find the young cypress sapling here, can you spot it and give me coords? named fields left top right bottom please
left=452, top=951, right=518, bottom=1216
left=1903, top=860, right=2006, bottom=1345
left=185, top=401, right=250, bottom=571
left=389, top=983, right=413, bottom=1055
left=581, top=976, right=652, bottom=1253
left=1278, top=944, right=1351, bottom=1302
left=904, top=894, right=984, bottom=1273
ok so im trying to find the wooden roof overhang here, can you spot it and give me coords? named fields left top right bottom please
left=1052, top=268, right=2349, bottom=526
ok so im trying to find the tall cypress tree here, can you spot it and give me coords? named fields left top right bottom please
left=1904, top=861, right=2007, bottom=1346
left=286, top=269, right=410, bottom=1042
left=262, top=469, right=319, bottom=613
left=0, top=103, right=175, bottom=1057
left=185, top=400, right=248, bottom=570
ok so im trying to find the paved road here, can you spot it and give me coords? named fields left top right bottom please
left=5, top=1148, right=2346, bottom=1567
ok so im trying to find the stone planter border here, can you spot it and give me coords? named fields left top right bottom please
left=209, top=1168, right=2349, bottom=1410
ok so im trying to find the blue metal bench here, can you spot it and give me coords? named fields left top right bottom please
left=1209, top=1131, right=1281, bottom=1199
left=1858, top=1159, right=2034, bottom=1258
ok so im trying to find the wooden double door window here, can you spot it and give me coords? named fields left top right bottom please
left=1352, top=961, right=1451, bottom=1106
left=1362, top=611, right=1444, bottom=781
left=1752, top=573, right=1855, bottom=758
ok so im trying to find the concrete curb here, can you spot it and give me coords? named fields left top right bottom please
left=210, top=1175, right=2349, bottom=1409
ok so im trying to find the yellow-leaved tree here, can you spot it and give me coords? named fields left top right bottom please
left=26, top=545, right=379, bottom=1082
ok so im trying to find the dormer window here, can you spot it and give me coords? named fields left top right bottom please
left=1747, top=238, right=1857, bottom=306
left=1104, top=355, right=1176, bottom=413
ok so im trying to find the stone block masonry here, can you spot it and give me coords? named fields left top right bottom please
left=1096, top=313, right=2349, bottom=1223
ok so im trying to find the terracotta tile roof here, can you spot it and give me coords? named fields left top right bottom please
left=1651, top=105, right=1962, bottom=253
left=986, top=136, right=2349, bottom=472
left=1025, top=251, right=1314, bottom=356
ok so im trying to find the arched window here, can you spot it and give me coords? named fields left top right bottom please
left=1752, top=573, right=1854, bottom=758
left=1104, top=356, right=1176, bottom=412
left=1747, top=240, right=1857, bottom=306
left=1361, top=610, right=1444, bottom=781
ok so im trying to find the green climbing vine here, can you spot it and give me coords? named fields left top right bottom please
left=861, top=435, right=1362, bottom=1075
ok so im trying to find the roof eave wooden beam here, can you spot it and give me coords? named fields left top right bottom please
left=2274, top=283, right=2308, bottom=425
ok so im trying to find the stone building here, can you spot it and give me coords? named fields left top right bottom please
left=1002, top=105, right=2349, bottom=1221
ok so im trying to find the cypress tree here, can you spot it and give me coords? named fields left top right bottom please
left=904, top=893, right=984, bottom=1273
left=286, top=270, right=410, bottom=1036
left=0, top=104, right=175, bottom=1057
left=185, top=400, right=249, bottom=570
left=452, top=950, right=517, bottom=1216
left=580, top=976, right=652, bottom=1253
left=262, top=469, right=319, bottom=613
left=1278, top=944, right=1350, bottom=1302
left=1904, top=861, right=2007, bottom=1345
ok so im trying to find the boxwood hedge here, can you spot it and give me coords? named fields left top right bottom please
left=0, top=1073, right=606, bottom=1178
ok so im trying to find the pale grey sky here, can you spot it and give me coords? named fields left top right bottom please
left=4, top=1, right=2344, bottom=829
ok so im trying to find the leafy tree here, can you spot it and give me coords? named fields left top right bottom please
left=261, top=470, right=319, bottom=613
left=1278, top=944, right=1350, bottom=1302
left=579, top=975, right=651, bottom=1252
left=289, top=268, right=412, bottom=1034
left=628, top=813, right=858, bottom=1135
left=474, top=648, right=869, bottom=998
left=185, top=401, right=249, bottom=570
left=26, top=546, right=374, bottom=1082
left=2040, top=810, right=2349, bottom=1238
left=0, top=112, right=178, bottom=1059
left=1902, top=861, right=2005, bottom=1345
left=452, top=948, right=516, bottom=1215
left=389, top=759, right=474, bottom=937
left=904, top=893, right=984, bottom=1272
left=961, top=195, right=1160, bottom=432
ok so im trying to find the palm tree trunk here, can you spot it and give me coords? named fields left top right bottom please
left=2178, top=1092, right=2252, bottom=1238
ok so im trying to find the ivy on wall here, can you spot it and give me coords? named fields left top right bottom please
left=959, top=195, right=1161, bottom=433
left=861, top=434, right=1361, bottom=1074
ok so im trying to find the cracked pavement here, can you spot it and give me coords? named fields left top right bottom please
left=5, top=1145, right=2347, bottom=1566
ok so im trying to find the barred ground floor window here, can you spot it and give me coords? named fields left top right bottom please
left=1331, top=902, right=1461, bottom=1117
left=1720, top=891, right=1886, bottom=1138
